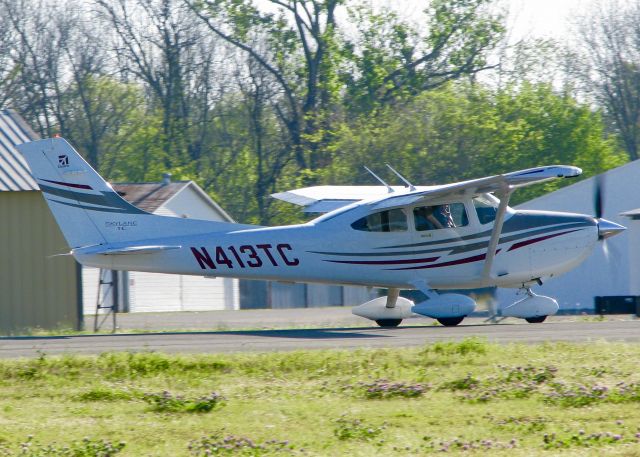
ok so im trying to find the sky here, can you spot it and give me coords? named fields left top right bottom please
left=257, top=1, right=598, bottom=43
left=505, top=0, right=594, bottom=42
left=386, top=0, right=596, bottom=44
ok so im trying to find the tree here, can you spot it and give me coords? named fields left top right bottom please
left=344, top=0, right=505, bottom=112
left=63, top=76, right=167, bottom=181
left=186, top=0, right=505, bottom=175
left=0, top=7, right=20, bottom=107
left=95, top=0, right=227, bottom=170
left=186, top=0, right=345, bottom=173
left=324, top=82, right=625, bottom=204
left=2, top=0, right=79, bottom=136
left=573, top=0, right=640, bottom=161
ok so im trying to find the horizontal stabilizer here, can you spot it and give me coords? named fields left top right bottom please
left=79, top=245, right=182, bottom=256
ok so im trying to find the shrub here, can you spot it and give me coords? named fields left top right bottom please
left=360, top=379, right=428, bottom=399
left=8, top=436, right=125, bottom=456
left=143, top=391, right=225, bottom=413
left=543, top=431, right=635, bottom=449
left=188, top=433, right=291, bottom=456
left=425, top=338, right=488, bottom=357
left=333, top=417, right=385, bottom=441
left=441, top=374, right=480, bottom=391
left=75, top=387, right=134, bottom=402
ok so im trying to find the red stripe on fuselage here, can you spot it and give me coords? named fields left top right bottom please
left=390, top=252, right=490, bottom=270
left=390, top=229, right=583, bottom=270
left=507, top=229, right=579, bottom=252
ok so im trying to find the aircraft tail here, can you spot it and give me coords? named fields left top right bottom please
left=17, top=138, right=239, bottom=250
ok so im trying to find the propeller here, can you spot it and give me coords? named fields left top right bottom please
left=594, top=174, right=609, bottom=261
left=592, top=173, right=625, bottom=270
left=594, top=174, right=604, bottom=219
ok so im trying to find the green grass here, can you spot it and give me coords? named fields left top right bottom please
left=1, top=340, right=640, bottom=455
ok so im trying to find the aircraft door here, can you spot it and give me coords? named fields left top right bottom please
left=412, top=202, right=474, bottom=282
left=412, top=202, right=470, bottom=236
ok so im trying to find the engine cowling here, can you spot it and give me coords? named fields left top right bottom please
left=351, top=296, right=414, bottom=320
left=411, top=294, right=476, bottom=318
left=501, top=293, right=558, bottom=319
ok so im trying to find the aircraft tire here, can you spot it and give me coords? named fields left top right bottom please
left=436, top=316, right=465, bottom=327
left=525, top=315, right=547, bottom=323
left=375, top=319, right=402, bottom=328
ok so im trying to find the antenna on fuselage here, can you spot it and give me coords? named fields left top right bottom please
left=364, top=166, right=394, bottom=193
left=386, top=164, right=416, bottom=191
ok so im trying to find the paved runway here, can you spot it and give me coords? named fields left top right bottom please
left=1, top=318, right=640, bottom=358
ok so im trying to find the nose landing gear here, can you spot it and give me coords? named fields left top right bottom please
left=502, top=286, right=558, bottom=324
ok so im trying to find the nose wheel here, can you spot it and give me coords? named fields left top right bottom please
left=525, top=315, right=547, bottom=323
left=375, top=319, right=402, bottom=327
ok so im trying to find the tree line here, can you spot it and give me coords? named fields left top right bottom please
left=0, top=0, right=637, bottom=224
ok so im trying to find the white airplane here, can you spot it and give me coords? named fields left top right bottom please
left=18, top=138, right=625, bottom=327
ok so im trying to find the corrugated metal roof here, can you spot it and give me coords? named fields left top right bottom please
left=0, top=110, right=40, bottom=191
left=113, top=182, right=190, bottom=213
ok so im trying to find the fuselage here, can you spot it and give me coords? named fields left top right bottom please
left=75, top=198, right=599, bottom=291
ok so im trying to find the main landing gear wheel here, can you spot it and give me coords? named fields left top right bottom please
left=375, top=319, right=402, bottom=328
left=437, top=316, right=465, bottom=327
left=525, top=315, right=547, bottom=323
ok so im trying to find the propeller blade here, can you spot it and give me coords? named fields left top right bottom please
left=594, top=175, right=604, bottom=219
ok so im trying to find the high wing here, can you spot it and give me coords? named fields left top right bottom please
left=370, top=165, right=581, bottom=209
left=272, top=165, right=581, bottom=212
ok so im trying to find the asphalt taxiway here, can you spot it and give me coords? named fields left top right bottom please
left=1, top=312, right=639, bottom=358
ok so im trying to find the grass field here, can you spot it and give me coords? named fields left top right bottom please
left=1, top=339, right=640, bottom=456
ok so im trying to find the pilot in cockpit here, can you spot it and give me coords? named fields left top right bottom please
left=437, top=204, right=455, bottom=228
left=414, top=204, right=456, bottom=231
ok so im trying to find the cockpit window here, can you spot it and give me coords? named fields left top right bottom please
left=414, top=203, right=468, bottom=231
left=473, top=194, right=500, bottom=224
left=351, top=208, right=408, bottom=232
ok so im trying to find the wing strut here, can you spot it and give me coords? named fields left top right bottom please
left=364, top=166, right=394, bottom=193
left=386, top=164, right=416, bottom=191
left=481, top=186, right=514, bottom=280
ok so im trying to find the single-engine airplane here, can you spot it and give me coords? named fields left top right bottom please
left=18, top=138, right=625, bottom=327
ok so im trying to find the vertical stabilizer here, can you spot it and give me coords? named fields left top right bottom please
left=17, top=138, right=147, bottom=248
left=18, top=138, right=245, bottom=250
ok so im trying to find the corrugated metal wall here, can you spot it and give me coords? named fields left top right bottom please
left=0, top=192, right=80, bottom=334
left=82, top=267, right=239, bottom=313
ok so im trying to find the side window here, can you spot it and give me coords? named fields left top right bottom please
left=473, top=195, right=499, bottom=224
left=351, top=208, right=408, bottom=232
left=413, top=203, right=468, bottom=231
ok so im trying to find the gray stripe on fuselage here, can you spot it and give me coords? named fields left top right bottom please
left=309, top=219, right=594, bottom=257
left=380, top=213, right=595, bottom=249
left=40, top=183, right=146, bottom=214
left=308, top=246, right=450, bottom=257
left=448, top=222, right=590, bottom=255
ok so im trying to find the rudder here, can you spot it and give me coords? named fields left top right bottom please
left=18, top=138, right=147, bottom=248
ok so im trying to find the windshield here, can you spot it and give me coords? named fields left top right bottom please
left=473, top=193, right=502, bottom=224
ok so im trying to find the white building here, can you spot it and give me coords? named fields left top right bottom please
left=497, top=160, right=640, bottom=312
left=82, top=177, right=239, bottom=314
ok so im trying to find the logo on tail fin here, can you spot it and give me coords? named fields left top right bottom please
left=58, top=155, right=69, bottom=167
